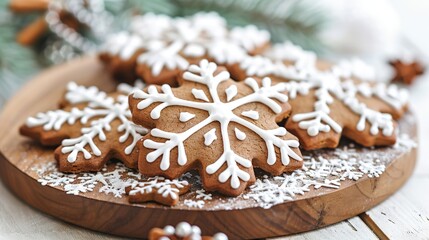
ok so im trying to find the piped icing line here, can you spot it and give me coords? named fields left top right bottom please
left=241, top=41, right=408, bottom=138
left=230, top=25, right=270, bottom=52
left=128, top=176, right=189, bottom=200
left=137, top=41, right=189, bottom=76
left=25, top=81, right=148, bottom=163
left=32, top=132, right=416, bottom=208
left=132, top=60, right=301, bottom=189
left=101, top=32, right=144, bottom=60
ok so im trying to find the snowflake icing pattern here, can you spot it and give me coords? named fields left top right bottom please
left=127, top=176, right=189, bottom=206
left=101, top=12, right=270, bottom=83
left=33, top=162, right=189, bottom=206
left=236, top=41, right=409, bottom=149
left=130, top=60, right=303, bottom=196
left=21, top=81, right=148, bottom=172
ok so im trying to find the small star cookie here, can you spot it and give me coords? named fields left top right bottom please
left=389, top=58, right=425, bottom=85
left=126, top=176, right=190, bottom=206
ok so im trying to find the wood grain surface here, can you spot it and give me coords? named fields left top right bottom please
left=0, top=56, right=418, bottom=239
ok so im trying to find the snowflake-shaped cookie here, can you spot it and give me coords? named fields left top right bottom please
left=129, top=60, right=302, bottom=196
left=126, top=176, right=190, bottom=206
left=230, top=41, right=409, bottom=150
left=20, top=82, right=148, bottom=172
left=100, top=12, right=270, bottom=85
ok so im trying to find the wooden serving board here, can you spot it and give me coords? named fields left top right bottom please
left=0, top=56, right=418, bottom=239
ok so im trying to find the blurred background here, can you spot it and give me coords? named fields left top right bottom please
left=0, top=0, right=427, bottom=107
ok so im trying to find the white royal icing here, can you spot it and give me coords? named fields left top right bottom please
left=179, top=112, right=196, bottom=122
left=241, top=110, right=259, bottom=120
left=234, top=128, right=246, bottom=141
left=26, top=81, right=148, bottom=163
left=133, top=60, right=302, bottom=189
left=204, top=128, right=217, bottom=146
left=335, top=58, right=376, bottom=81
left=208, top=40, right=247, bottom=65
left=138, top=41, right=189, bottom=76
left=101, top=12, right=271, bottom=76
left=101, top=32, right=143, bottom=60
left=191, top=12, right=227, bottom=38
left=225, top=85, right=238, bottom=102
left=230, top=25, right=270, bottom=52
left=130, top=13, right=172, bottom=40
left=191, top=88, right=210, bottom=102
left=128, top=176, right=188, bottom=200
left=240, top=41, right=408, bottom=138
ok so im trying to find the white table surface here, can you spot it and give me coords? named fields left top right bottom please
left=1, top=1, right=428, bottom=239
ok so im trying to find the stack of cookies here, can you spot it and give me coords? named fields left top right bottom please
left=20, top=12, right=409, bottom=207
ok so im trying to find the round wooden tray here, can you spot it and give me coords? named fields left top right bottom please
left=0, top=56, right=418, bottom=239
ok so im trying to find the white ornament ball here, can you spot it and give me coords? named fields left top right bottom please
left=175, top=222, right=192, bottom=237
left=191, top=225, right=202, bottom=235
left=163, top=225, right=175, bottom=235
left=213, top=232, right=228, bottom=240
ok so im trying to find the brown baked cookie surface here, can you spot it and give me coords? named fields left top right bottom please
left=99, top=32, right=145, bottom=84
left=20, top=81, right=148, bottom=172
left=129, top=60, right=302, bottom=196
left=230, top=42, right=409, bottom=150
left=126, top=176, right=190, bottom=206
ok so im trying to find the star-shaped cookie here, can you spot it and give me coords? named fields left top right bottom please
left=126, top=176, right=190, bottom=206
left=389, top=58, right=425, bottom=85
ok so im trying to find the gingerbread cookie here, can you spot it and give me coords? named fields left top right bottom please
left=20, top=81, right=148, bottom=172
left=149, top=222, right=228, bottom=240
left=126, top=176, right=190, bottom=206
left=389, top=58, right=425, bottom=85
left=99, top=12, right=270, bottom=85
left=129, top=60, right=302, bottom=196
left=229, top=41, right=409, bottom=150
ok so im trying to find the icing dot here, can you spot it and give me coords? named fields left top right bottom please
left=179, top=112, right=196, bottom=122
left=225, top=85, right=237, bottom=102
left=192, top=88, right=210, bottom=102
left=183, top=43, right=205, bottom=57
left=241, top=110, right=259, bottom=120
left=204, top=128, right=217, bottom=146
left=234, top=128, right=246, bottom=141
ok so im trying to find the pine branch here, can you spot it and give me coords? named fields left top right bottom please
left=0, top=2, right=41, bottom=107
